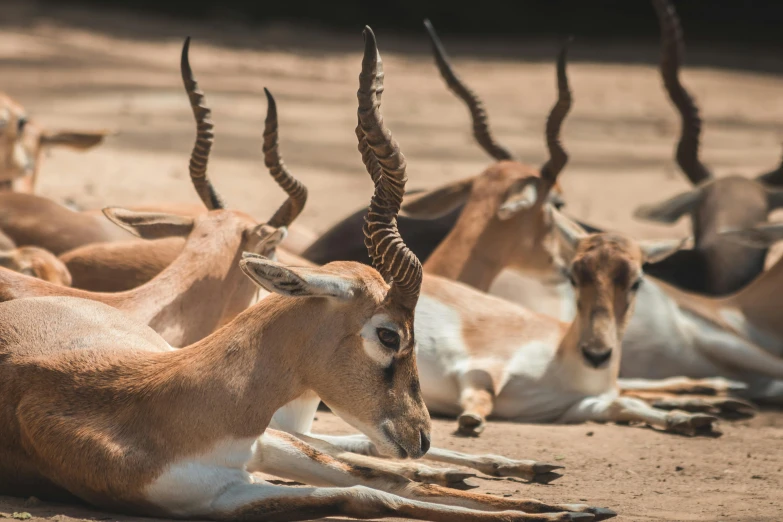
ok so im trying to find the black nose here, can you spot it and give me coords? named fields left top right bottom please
left=420, top=429, right=431, bottom=454
left=581, top=346, right=612, bottom=368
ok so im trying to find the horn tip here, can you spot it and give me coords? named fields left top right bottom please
left=264, top=87, right=275, bottom=105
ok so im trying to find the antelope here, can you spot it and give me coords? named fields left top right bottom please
left=0, top=92, right=110, bottom=193
left=0, top=39, right=308, bottom=349
left=0, top=38, right=609, bottom=506
left=302, top=19, right=569, bottom=268
left=0, top=29, right=614, bottom=522
left=254, top=32, right=738, bottom=489
left=632, top=0, right=783, bottom=296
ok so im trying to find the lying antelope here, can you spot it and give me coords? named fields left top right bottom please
left=261, top=32, right=734, bottom=491
left=633, top=0, right=783, bottom=295
left=0, top=92, right=110, bottom=192
left=0, top=38, right=608, bottom=511
left=301, top=19, right=569, bottom=268
left=0, top=29, right=611, bottom=521
left=0, top=39, right=307, bottom=349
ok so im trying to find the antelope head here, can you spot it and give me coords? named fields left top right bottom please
left=419, top=22, right=573, bottom=287
left=239, top=28, right=429, bottom=459
left=101, top=39, right=307, bottom=321
left=0, top=93, right=110, bottom=192
left=552, top=209, right=686, bottom=375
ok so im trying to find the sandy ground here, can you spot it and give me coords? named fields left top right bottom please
left=1, top=1, right=783, bottom=520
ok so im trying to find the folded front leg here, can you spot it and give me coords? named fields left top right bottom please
left=306, top=432, right=564, bottom=484
left=249, top=430, right=614, bottom=520
left=559, top=395, right=720, bottom=437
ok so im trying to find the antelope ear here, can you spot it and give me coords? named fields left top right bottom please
left=40, top=129, right=113, bottom=150
left=497, top=178, right=540, bottom=220
left=718, top=223, right=783, bottom=248
left=102, top=208, right=195, bottom=239
left=633, top=188, right=701, bottom=224
left=240, top=253, right=358, bottom=299
left=639, top=237, right=692, bottom=263
left=401, top=178, right=473, bottom=219
left=551, top=206, right=588, bottom=255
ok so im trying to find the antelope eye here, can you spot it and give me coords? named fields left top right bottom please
left=376, top=328, right=401, bottom=351
left=630, top=278, right=642, bottom=292
left=17, top=117, right=27, bottom=134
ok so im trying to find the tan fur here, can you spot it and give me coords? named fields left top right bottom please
left=0, top=259, right=430, bottom=513
left=0, top=246, right=72, bottom=286
left=0, top=193, right=132, bottom=254
left=0, top=209, right=278, bottom=347
left=60, top=237, right=185, bottom=291
left=424, top=161, right=554, bottom=290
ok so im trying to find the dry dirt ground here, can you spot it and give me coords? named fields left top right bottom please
left=1, top=1, right=783, bottom=521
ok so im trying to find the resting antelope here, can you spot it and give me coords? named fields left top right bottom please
left=0, top=38, right=610, bottom=510
left=0, top=29, right=614, bottom=522
left=255, top=34, right=737, bottom=494
left=633, top=0, right=783, bottom=295
left=0, top=92, right=110, bottom=193
left=0, top=39, right=308, bottom=350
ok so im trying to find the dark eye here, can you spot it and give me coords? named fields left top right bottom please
left=630, top=278, right=642, bottom=292
left=17, top=117, right=27, bottom=134
left=377, top=328, right=400, bottom=351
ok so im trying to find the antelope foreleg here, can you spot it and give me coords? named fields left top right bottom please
left=305, top=432, right=564, bottom=484
left=249, top=431, right=613, bottom=520
left=560, top=395, right=720, bottom=437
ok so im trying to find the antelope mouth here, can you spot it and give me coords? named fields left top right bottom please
left=381, top=423, right=409, bottom=459
left=582, top=347, right=612, bottom=368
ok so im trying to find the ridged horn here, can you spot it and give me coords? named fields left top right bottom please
left=358, top=26, right=423, bottom=311
left=263, top=88, right=308, bottom=228
left=423, top=19, right=515, bottom=162
left=180, top=37, right=225, bottom=210
left=652, top=0, right=712, bottom=185
left=539, top=37, right=573, bottom=189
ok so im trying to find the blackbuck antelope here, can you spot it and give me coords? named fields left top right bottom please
left=302, top=19, right=569, bottom=268
left=633, top=0, right=783, bottom=296
left=0, top=29, right=611, bottom=522
left=260, top=35, right=733, bottom=501
left=0, top=38, right=307, bottom=349
left=0, top=92, right=110, bottom=192
left=0, top=39, right=612, bottom=516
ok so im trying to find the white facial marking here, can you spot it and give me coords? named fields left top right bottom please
left=360, top=313, right=396, bottom=366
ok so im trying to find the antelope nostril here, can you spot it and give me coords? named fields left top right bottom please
left=420, top=429, right=431, bottom=454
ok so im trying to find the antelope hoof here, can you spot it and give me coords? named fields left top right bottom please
left=414, top=468, right=479, bottom=489
left=457, top=412, right=486, bottom=437
left=654, top=397, right=757, bottom=419
left=560, top=505, right=616, bottom=521
left=666, top=412, right=721, bottom=437
left=547, top=513, right=596, bottom=521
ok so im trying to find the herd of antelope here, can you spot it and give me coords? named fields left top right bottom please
left=0, top=0, right=779, bottom=520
